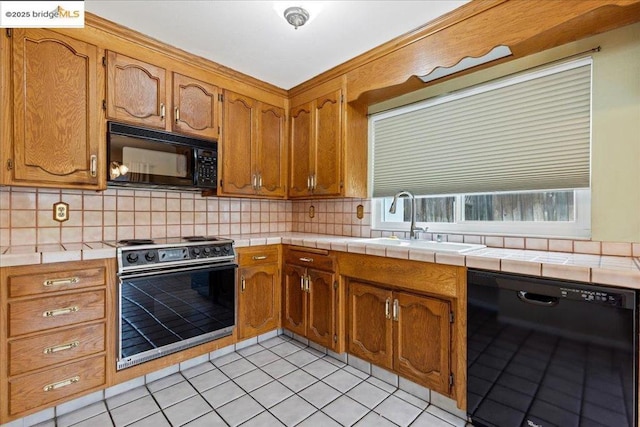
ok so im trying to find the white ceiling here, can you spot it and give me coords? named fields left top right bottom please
left=85, top=1, right=469, bottom=90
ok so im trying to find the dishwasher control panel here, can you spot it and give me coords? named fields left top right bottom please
left=559, top=287, right=625, bottom=307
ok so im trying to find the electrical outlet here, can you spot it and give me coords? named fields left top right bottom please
left=356, top=204, right=364, bottom=220
left=53, top=202, right=69, bottom=222
left=308, top=205, right=315, bottom=218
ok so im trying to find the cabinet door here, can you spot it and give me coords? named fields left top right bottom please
left=172, top=73, right=219, bottom=140
left=256, top=103, right=286, bottom=198
left=106, top=51, right=167, bottom=129
left=282, top=264, right=307, bottom=336
left=313, top=90, right=342, bottom=196
left=220, top=91, right=256, bottom=196
left=288, top=103, right=313, bottom=198
left=347, top=281, right=393, bottom=370
left=307, top=269, right=336, bottom=350
left=11, top=29, right=101, bottom=188
left=394, top=292, right=451, bottom=394
left=238, top=264, right=280, bottom=340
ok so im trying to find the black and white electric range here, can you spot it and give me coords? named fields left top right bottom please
left=115, top=236, right=236, bottom=370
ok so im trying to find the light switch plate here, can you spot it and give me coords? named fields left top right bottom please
left=53, top=202, right=69, bottom=222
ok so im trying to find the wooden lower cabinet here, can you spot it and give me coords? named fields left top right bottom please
left=347, top=279, right=452, bottom=395
left=237, top=246, right=281, bottom=340
left=0, top=260, right=114, bottom=423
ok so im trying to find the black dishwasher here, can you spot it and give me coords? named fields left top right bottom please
left=467, top=269, right=637, bottom=427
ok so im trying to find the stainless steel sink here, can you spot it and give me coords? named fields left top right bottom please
left=360, top=237, right=485, bottom=253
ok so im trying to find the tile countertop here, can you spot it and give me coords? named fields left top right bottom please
left=1, top=233, right=639, bottom=289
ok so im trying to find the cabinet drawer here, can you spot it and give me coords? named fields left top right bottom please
left=238, top=246, right=279, bottom=266
left=8, top=265, right=106, bottom=298
left=285, top=249, right=335, bottom=271
left=8, top=323, right=105, bottom=376
left=8, top=290, right=105, bottom=337
left=9, top=355, right=106, bottom=415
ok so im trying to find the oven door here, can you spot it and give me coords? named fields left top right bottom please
left=117, top=263, right=236, bottom=370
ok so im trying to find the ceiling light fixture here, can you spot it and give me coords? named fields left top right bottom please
left=284, top=6, right=309, bottom=29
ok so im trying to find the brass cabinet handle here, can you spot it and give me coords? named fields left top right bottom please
left=299, top=257, right=313, bottom=263
left=90, top=155, right=97, bottom=177
left=43, top=376, right=79, bottom=392
left=385, top=298, right=391, bottom=319
left=300, top=275, right=305, bottom=291
left=43, top=341, right=79, bottom=354
left=252, top=174, right=257, bottom=190
left=252, top=255, right=267, bottom=260
left=307, top=175, right=311, bottom=191
left=43, top=306, right=79, bottom=317
left=258, top=175, right=262, bottom=190
left=175, top=107, right=180, bottom=123
left=305, top=276, right=310, bottom=293
left=160, top=103, right=165, bottom=120
left=311, top=174, right=316, bottom=191
left=392, top=299, right=399, bottom=321
left=241, top=276, right=245, bottom=292
left=43, top=277, right=79, bottom=287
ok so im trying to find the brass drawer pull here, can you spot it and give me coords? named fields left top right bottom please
left=299, top=257, right=313, bottom=263
left=252, top=255, right=267, bottom=260
left=241, top=276, right=246, bottom=292
left=43, top=376, right=80, bottom=392
left=43, top=277, right=79, bottom=287
left=385, top=298, right=391, bottom=319
left=43, top=306, right=79, bottom=317
left=43, top=341, right=80, bottom=355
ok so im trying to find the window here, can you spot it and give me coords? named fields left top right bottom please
left=370, top=58, right=592, bottom=238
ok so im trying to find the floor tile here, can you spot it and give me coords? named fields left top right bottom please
left=212, top=351, right=242, bottom=367
left=238, top=343, right=265, bottom=357
left=183, top=411, right=227, bottom=426
left=181, top=362, right=216, bottom=379
left=110, top=395, right=161, bottom=427
left=246, top=349, right=281, bottom=367
left=188, top=368, right=230, bottom=393
left=347, top=381, right=391, bottom=409
left=269, top=394, right=316, bottom=426
left=322, top=395, right=369, bottom=426
left=279, top=369, right=318, bottom=393
left=219, top=358, right=257, bottom=378
left=217, top=394, right=264, bottom=427
left=323, top=369, right=364, bottom=393
left=270, top=341, right=303, bottom=358
left=393, top=389, right=428, bottom=410
left=128, top=412, right=171, bottom=427
left=250, top=381, right=294, bottom=409
left=374, top=395, right=422, bottom=427
left=201, top=380, right=245, bottom=408
left=425, top=405, right=467, bottom=427
left=297, top=411, right=342, bottom=427
left=367, top=377, right=398, bottom=394
left=298, top=381, right=342, bottom=409
left=240, top=410, right=285, bottom=426
left=68, top=411, right=114, bottom=427
left=324, top=355, right=348, bottom=368
left=303, top=358, right=340, bottom=379
left=354, top=412, right=398, bottom=426
left=163, top=394, right=212, bottom=426
left=56, top=401, right=107, bottom=427
left=259, top=336, right=289, bottom=349
left=410, top=411, right=457, bottom=427
left=146, top=373, right=185, bottom=393
left=235, top=368, right=275, bottom=392
left=106, top=386, right=150, bottom=410
left=152, top=380, right=197, bottom=409
left=261, top=359, right=298, bottom=378
left=344, top=365, right=370, bottom=380
left=286, top=349, right=320, bottom=367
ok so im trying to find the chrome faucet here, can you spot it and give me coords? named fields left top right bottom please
left=389, top=190, right=427, bottom=239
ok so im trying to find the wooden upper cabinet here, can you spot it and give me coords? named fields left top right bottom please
left=10, top=29, right=102, bottom=189
left=106, top=51, right=167, bottom=129
left=220, top=90, right=286, bottom=198
left=289, top=89, right=343, bottom=198
left=172, top=72, right=220, bottom=139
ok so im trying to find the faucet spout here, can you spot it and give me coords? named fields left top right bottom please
left=389, top=191, right=426, bottom=239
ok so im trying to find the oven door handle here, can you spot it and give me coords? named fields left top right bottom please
left=119, top=263, right=237, bottom=279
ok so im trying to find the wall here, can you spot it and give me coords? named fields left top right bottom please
left=369, top=23, right=640, bottom=243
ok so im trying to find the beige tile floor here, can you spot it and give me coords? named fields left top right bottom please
left=29, top=335, right=469, bottom=427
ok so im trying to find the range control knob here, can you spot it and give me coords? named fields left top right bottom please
left=203, top=247, right=212, bottom=256
left=213, top=246, right=221, bottom=254
left=222, top=245, right=231, bottom=255
left=126, top=253, right=139, bottom=264
left=191, top=247, right=201, bottom=257
left=145, top=251, right=156, bottom=261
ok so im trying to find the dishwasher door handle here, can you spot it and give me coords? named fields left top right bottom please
left=517, top=291, right=559, bottom=307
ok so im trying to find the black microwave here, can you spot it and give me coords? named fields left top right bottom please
left=107, top=122, right=217, bottom=191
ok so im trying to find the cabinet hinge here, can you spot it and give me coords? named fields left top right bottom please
left=340, top=181, right=344, bottom=188
left=449, top=373, right=454, bottom=387
left=333, top=281, right=338, bottom=290
left=102, top=56, right=106, bottom=66
left=341, top=94, right=344, bottom=103
left=218, top=94, right=224, bottom=102
left=102, top=100, right=107, bottom=111
left=6, top=159, right=13, bottom=170
left=333, top=334, right=338, bottom=343
left=219, top=179, right=223, bottom=188
left=6, top=29, right=12, bottom=38
left=449, top=311, right=454, bottom=323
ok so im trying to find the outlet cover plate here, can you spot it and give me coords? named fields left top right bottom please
left=53, top=202, right=69, bottom=222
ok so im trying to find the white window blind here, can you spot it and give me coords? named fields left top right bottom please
left=371, top=58, right=592, bottom=197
